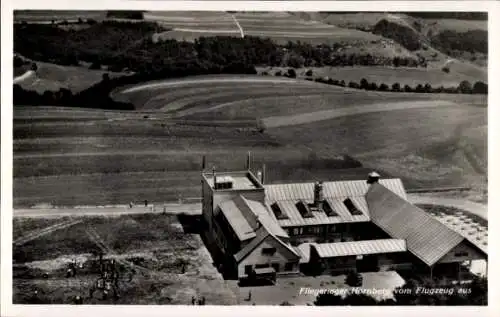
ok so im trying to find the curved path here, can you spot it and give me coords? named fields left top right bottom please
left=407, top=194, right=487, bottom=220
left=13, top=70, right=35, bottom=84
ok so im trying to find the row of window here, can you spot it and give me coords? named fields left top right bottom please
left=244, top=262, right=296, bottom=274
left=287, top=224, right=348, bottom=236
left=454, top=251, right=469, bottom=257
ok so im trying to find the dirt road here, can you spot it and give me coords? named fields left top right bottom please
left=407, top=194, right=487, bottom=220
left=14, top=203, right=202, bottom=218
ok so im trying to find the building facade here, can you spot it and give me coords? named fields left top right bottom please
left=201, top=164, right=488, bottom=282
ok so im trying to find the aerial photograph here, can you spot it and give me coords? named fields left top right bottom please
left=12, top=10, right=487, bottom=305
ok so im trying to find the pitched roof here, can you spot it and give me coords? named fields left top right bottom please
left=294, top=243, right=314, bottom=263
left=234, top=226, right=300, bottom=263
left=218, top=200, right=256, bottom=241
left=265, top=179, right=407, bottom=202
left=244, top=198, right=289, bottom=238
left=366, top=183, right=464, bottom=266
left=264, top=179, right=406, bottom=227
left=312, top=239, right=407, bottom=258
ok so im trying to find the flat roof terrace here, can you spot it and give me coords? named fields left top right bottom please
left=203, top=171, right=263, bottom=190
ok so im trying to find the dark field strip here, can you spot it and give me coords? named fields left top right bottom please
left=13, top=120, right=268, bottom=140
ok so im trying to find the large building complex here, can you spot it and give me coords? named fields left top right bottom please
left=201, top=158, right=488, bottom=282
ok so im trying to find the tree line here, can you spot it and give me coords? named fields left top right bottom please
left=272, top=69, right=488, bottom=95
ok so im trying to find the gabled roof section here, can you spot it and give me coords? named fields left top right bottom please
left=234, top=226, right=300, bottom=263
left=218, top=200, right=256, bottom=241
left=243, top=197, right=289, bottom=239
left=366, top=183, right=464, bottom=266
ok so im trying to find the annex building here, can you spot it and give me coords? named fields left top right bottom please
left=201, top=160, right=488, bottom=282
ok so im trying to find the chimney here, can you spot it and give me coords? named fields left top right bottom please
left=367, top=171, right=380, bottom=184
left=202, top=155, right=206, bottom=170
left=261, top=164, right=266, bottom=184
left=257, top=170, right=262, bottom=183
left=212, top=166, right=217, bottom=187
left=314, top=181, right=324, bottom=207
left=246, top=151, right=251, bottom=170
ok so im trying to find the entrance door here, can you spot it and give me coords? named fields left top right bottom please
left=356, top=255, right=379, bottom=272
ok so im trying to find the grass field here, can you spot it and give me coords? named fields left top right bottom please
left=14, top=61, right=127, bottom=93
left=14, top=74, right=487, bottom=207
left=13, top=214, right=237, bottom=304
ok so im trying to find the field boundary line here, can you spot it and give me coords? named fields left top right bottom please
left=231, top=14, right=244, bottom=38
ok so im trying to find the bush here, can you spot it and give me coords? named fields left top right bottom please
left=473, top=81, right=488, bottom=94
left=314, top=293, right=343, bottom=306
left=392, top=82, right=401, bottom=92
left=286, top=68, right=297, bottom=78
left=368, top=82, right=378, bottom=91
left=458, top=80, right=473, bottom=94
left=360, top=78, right=369, bottom=90
left=442, top=66, right=450, bottom=73
left=305, top=69, right=313, bottom=77
left=404, top=84, right=413, bottom=92
left=345, top=271, right=363, bottom=287
left=275, top=71, right=282, bottom=76
left=378, top=83, right=389, bottom=91
left=424, top=83, right=433, bottom=93
left=348, top=81, right=360, bottom=89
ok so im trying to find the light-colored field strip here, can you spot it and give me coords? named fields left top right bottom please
left=170, top=27, right=240, bottom=34
left=13, top=70, right=35, bottom=84
left=262, top=100, right=458, bottom=128
left=409, top=194, right=487, bottom=220
left=14, top=203, right=201, bottom=218
left=119, top=76, right=316, bottom=94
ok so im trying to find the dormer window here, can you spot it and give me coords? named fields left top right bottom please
left=271, top=202, right=289, bottom=220
left=343, top=198, right=363, bottom=216
left=296, top=200, right=314, bottom=218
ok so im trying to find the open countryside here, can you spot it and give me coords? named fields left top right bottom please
left=12, top=10, right=487, bottom=306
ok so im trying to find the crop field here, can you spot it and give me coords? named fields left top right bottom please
left=13, top=214, right=237, bottom=304
left=149, top=11, right=382, bottom=45
left=14, top=10, right=106, bottom=22
left=14, top=61, right=126, bottom=93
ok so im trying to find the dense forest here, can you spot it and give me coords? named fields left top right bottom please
left=14, top=21, right=423, bottom=72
